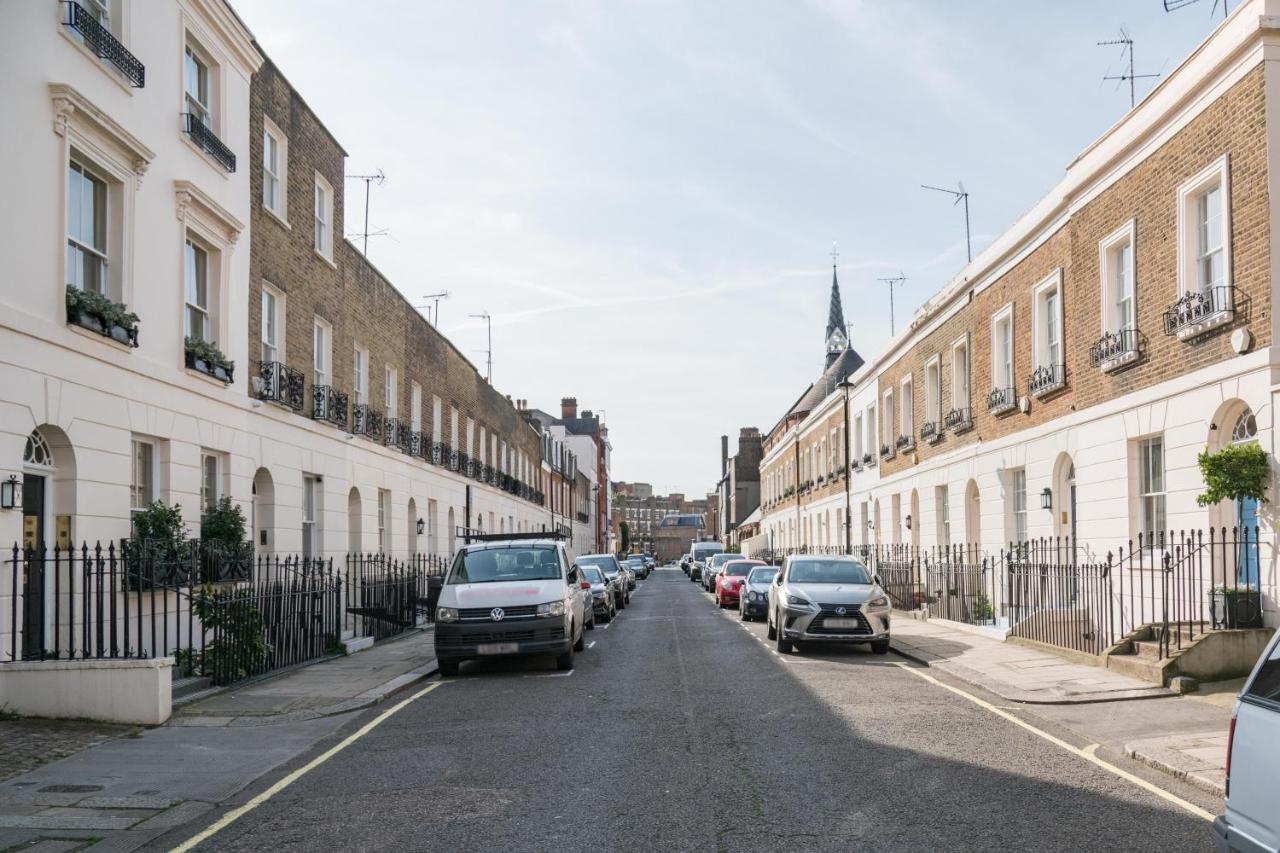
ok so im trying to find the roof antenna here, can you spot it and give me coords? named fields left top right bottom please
left=1163, top=0, right=1229, bottom=21
left=1098, top=28, right=1161, bottom=111
left=921, top=182, right=971, bottom=262
left=346, top=169, right=386, bottom=257
left=876, top=272, right=908, bottom=336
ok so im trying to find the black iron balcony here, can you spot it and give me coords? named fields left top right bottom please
left=483, top=464, right=494, bottom=485
left=312, top=385, right=348, bottom=428
left=63, top=1, right=145, bottom=87
left=252, top=360, right=305, bottom=412
left=431, top=441, right=447, bottom=466
left=920, top=421, right=941, bottom=444
left=409, top=431, right=424, bottom=457
left=1089, top=328, right=1143, bottom=373
left=457, top=453, right=471, bottom=477
left=945, top=407, right=973, bottom=434
left=896, top=433, right=915, bottom=453
left=987, top=387, right=1016, bottom=416
left=352, top=404, right=384, bottom=441
left=851, top=457, right=863, bottom=471
left=1028, top=364, right=1067, bottom=398
left=880, top=443, right=895, bottom=460
left=1164, top=285, right=1236, bottom=340
left=448, top=448, right=460, bottom=472
left=182, top=112, right=236, bottom=172
left=862, top=452, right=876, bottom=468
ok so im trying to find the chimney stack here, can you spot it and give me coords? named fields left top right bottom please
left=561, top=397, right=578, bottom=419
left=721, top=435, right=729, bottom=476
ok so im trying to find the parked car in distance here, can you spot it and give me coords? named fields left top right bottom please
left=681, top=555, right=692, bottom=575
left=577, top=553, right=629, bottom=609
left=1214, top=629, right=1280, bottom=853
left=739, top=565, right=779, bottom=621
left=704, top=552, right=744, bottom=592
left=716, top=559, right=765, bottom=608
left=766, top=555, right=891, bottom=655
left=624, top=556, right=648, bottom=580
left=434, top=536, right=592, bottom=676
left=580, top=565, right=616, bottom=624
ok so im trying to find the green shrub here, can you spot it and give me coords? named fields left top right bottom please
left=1196, top=443, right=1271, bottom=507
left=201, top=496, right=247, bottom=548
left=66, top=284, right=139, bottom=331
left=131, top=501, right=187, bottom=549
left=184, top=336, right=235, bottom=372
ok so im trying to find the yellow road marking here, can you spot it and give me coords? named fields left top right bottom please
left=893, top=662, right=1214, bottom=822
left=169, top=680, right=446, bottom=852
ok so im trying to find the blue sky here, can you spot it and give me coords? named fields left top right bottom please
left=235, top=0, right=1227, bottom=496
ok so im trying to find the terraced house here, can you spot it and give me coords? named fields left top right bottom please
left=759, top=1, right=1280, bottom=633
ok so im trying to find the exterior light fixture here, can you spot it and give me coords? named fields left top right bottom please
left=1, top=475, right=20, bottom=510
left=1040, top=487, right=1053, bottom=510
left=416, top=517, right=425, bottom=535
left=905, top=514, right=912, bottom=530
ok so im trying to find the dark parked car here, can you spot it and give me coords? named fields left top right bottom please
left=739, top=566, right=778, bottom=621
left=580, top=565, right=617, bottom=623
left=577, top=553, right=629, bottom=609
left=625, top=556, right=648, bottom=581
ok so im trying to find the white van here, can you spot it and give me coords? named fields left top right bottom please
left=433, top=534, right=592, bottom=676
left=688, top=541, right=724, bottom=582
left=1214, top=629, right=1280, bottom=852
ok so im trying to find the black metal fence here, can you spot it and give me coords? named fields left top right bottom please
left=754, top=527, right=1264, bottom=660
left=4, top=543, right=452, bottom=686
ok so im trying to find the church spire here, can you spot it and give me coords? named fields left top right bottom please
left=825, top=243, right=847, bottom=365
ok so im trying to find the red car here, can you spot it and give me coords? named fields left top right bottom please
left=716, top=559, right=766, bottom=608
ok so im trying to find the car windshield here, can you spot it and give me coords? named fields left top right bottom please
left=449, top=546, right=562, bottom=584
left=722, top=561, right=760, bottom=577
left=710, top=553, right=741, bottom=566
left=581, top=566, right=605, bottom=584
left=579, top=555, right=618, bottom=574
left=747, top=567, right=779, bottom=585
left=787, top=560, right=872, bottom=585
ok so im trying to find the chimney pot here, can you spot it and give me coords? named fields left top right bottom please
left=561, top=397, right=578, bottom=419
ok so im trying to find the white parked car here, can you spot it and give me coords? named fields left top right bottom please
left=766, top=554, right=891, bottom=655
left=1214, top=629, right=1280, bottom=853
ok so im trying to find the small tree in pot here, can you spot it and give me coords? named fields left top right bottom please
left=1197, top=442, right=1270, bottom=628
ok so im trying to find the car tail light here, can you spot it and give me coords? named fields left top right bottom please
left=1225, top=712, right=1237, bottom=797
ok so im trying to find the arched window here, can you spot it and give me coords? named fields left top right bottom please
left=24, top=431, right=53, bottom=469
left=1231, top=408, right=1258, bottom=445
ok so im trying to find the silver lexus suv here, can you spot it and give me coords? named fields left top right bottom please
left=766, top=554, right=891, bottom=655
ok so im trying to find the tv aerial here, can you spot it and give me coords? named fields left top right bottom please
left=1098, top=28, right=1161, bottom=110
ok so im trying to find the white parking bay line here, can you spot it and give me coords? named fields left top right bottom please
left=525, top=669, right=575, bottom=678
left=586, top=641, right=596, bottom=649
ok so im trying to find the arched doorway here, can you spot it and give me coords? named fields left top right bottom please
left=407, top=498, right=418, bottom=557
left=964, top=480, right=980, bottom=546
left=252, top=468, right=274, bottom=553
left=1223, top=405, right=1260, bottom=586
left=347, top=487, right=362, bottom=553
left=1051, top=453, right=1075, bottom=550
left=21, top=427, right=77, bottom=658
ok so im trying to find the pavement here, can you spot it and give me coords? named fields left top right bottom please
left=146, top=568, right=1221, bottom=852
left=0, top=627, right=438, bottom=852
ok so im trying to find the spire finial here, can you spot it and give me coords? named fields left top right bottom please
left=830, top=241, right=839, bottom=267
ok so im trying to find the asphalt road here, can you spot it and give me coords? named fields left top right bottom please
left=173, top=568, right=1217, bottom=852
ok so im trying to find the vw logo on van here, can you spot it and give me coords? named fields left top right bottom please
left=834, top=606, right=847, bottom=616
left=490, top=608, right=505, bottom=622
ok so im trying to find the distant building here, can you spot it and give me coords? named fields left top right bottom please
left=653, top=513, right=705, bottom=562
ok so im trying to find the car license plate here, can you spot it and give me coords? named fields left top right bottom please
left=477, top=642, right=519, bottom=655
left=825, top=617, right=859, bottom=630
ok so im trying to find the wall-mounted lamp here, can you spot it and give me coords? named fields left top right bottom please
left=0, top=475, right=20, bottom=510
left=416, top=517, right=425, bottom=536
left=1040, top=487, right=1053, bottom=510
left=904, top=514, right=913, bottom=530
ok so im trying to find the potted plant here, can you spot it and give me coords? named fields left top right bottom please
left=200, top=496, right=251, bottom=583
left=184, top=336, right=236, bottom=383
left=127, top=501, right=191, bottom=587
left=1197, top=442, right=1269, bottom=629
left=65, top=285, right=139, bottom=346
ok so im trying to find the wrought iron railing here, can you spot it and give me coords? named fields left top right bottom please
left=1028, top=364, right=1066, bottom=398
left=62, top=1, right=145, bottom=87
left=182, top=112, right=236, bottom=172
left=383, top=418, right=404, bottom=451
left=352, top=404, right=384, bottom=441
left=945, top=407, right=973, bottom=434
left=1089, top=328, right=1143, bottom=372
left=986, top=386, right=1016, bottom=416
left=448, top=448, right=460, bottom=472
left=312, top=385, right=348, bottom=428
left=252, top=360, right=305, bottom=412
left=879, top=443, right=894, bottom=460
left=895, top=433, right=915, bottom=453
left=920, top=421, right=941, bottom=444
left=862, top=452, right=876, bottom=468
left=431, top=442, right=447, bottom=466
left=409, top=431, right=424, bottom=457
left=1164, top=285, right=1236, bottom=338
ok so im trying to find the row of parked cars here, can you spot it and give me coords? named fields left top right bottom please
left=681, top=545, right=892, bottom=655
left=433, top=532, right=655, bottom=676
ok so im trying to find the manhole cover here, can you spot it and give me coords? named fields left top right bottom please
left=38, top=784, right=103, bottom=793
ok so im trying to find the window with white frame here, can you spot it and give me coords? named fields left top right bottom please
left=384, top=366, right=397, bottom=419
left=314, top=174, right=333, bottom=260
left=1137, top=436, right=1166, bottom=539
left=1032, top=271, right=1064, bottom=371
left=881, top=390, right=894, bottom=452
left=262, top=118, right=287, bottom=219
left=991, top=305, right=1014, bottom=391
left=200, top=450, right=225, bottom=515
left=183, top=43, right=211, bottom=127
left=450, top=406, right=459, bottom=450
left=353, top=346, right=368, bottom=405
left=260, top=283, right=283, bottom=363
left=67, top=159, right=108, bottom=295
left=1100, top=221, right=1136, bottom=334
left=1010, top=468, right=1027, bottom=543
left=951, top=335, right=970, bottom=414
left=302, top=474, right=319, bottom=559
left=184, top=236, right=210, bottom=342
left=313, top=318, right=331, bottom=386
left=377, top=488, right=390, bottom=553
left=432, top=395, right=442, bottom=442
left=936, top=485, right=950, bottom=547
left=1176, top=157, right=1231, bottom=313
left=131, top=437, right=156, bottom=512
left=866, top=404, right=876, bottom=457
left=925, top=356, right=941, bottom=428
left=900, top=376, right=913, bottom=439
left=410, top=383, right=422, bottom=433
left=854, top=413, right=864, bottom=460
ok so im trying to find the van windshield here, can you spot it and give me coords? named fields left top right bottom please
left=449, top=546, right=562, bottom=584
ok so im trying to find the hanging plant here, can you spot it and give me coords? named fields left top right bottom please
left=1196, top=442, right=1271, bottom=507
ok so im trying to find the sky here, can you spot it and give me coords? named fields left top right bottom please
left=234, top=0, right=1229, bottom=497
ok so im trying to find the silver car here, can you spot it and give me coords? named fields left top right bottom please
left=1214, top=629, right=1280, bottom=853
left=766, top=555, right=891, bottom=654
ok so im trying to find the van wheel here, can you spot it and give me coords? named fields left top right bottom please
left=556, top=650, right=574, bottom=671
left=438, top=658, right=460, bottom=677
left=573, top=623, right=586, bottom=652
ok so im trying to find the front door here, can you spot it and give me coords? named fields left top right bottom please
left=21, top=474, right=46, bottom=659
left=1237, top=496, right=1260, bottom=586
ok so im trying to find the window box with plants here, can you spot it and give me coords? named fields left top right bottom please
left=66, top=285, right=139, bottom=347
left=185, top=337, right=235, bottom=383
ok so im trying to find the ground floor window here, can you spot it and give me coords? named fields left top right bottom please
left=1137, top=436, right=1166, bottom=540
left=1010, top=469, right=1027, bottom=544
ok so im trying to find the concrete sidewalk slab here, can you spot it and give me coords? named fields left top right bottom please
left=890, top=617, right=1172, bottom=704
left=1125, top=730, right=1229, bottom=796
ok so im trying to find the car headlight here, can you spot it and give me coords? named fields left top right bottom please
left=592, top=591, right=606, bottom=600
left=866, top=595, right=890, bottom=610
left=537, top=600, right=566, bottom=617
left=436, top=606, right=459, bottom=623
left=786, top=594, right=813, bottom=608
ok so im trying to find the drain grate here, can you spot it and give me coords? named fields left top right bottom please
left=37, top=784, right=104, bottom=793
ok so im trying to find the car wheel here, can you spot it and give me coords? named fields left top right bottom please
left=586, top=610, right=596, bottom=630
left=871, top=637, right=890, bottom=655
left=573, top=622, right=586, bottom=652
left=739, top=604, right=748, bottom=621
left=766, top=609, right=777, bottom=640
left=555, top=649, right=574, bottom=670
left=438, top=658, right=460, bottom=677
left=776, top=621, right=793, bottom=654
